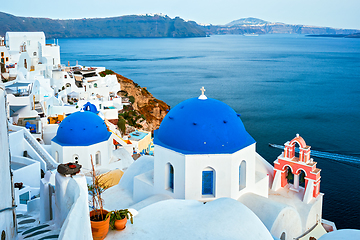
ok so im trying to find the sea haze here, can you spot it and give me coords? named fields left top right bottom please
left=58, top=34, right=360, bottom=229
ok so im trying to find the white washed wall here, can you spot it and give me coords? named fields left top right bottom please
left=0, top=84, right=16, bottom=239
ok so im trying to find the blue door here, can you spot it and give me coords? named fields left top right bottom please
left=202, top=171, right=214, bottom=195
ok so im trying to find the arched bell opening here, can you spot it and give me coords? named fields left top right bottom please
left=285, top=166, right=294, bottom=185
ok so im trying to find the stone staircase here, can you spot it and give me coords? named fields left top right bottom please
left=23, top=130, right=58, bottom=170
left=17, top=213, right=60, bottom=240
left=34, top=102, right=44, bottom=115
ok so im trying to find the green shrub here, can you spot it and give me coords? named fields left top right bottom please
left=129, top=96, right=135, bottom=104
left=99, top=69, right=115, bottom=77
left=117, top=116, right=126, bottom=134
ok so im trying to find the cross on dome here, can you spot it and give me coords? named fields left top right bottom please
left=199, top=86, right=207, bottom=100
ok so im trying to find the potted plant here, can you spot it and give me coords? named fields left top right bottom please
left=88, top=155, right=110, bottom=240
left=107, top=209, right=133, bottom=230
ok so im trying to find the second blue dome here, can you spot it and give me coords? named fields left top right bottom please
left=52, top=111, right=111, bottom=146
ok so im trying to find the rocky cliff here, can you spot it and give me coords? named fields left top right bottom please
left=114, top=72, right=170, bottom=134
left=0, top=12, right=206, bottom=38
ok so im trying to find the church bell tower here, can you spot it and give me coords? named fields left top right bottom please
left=271, top=134, right=321, bottom=204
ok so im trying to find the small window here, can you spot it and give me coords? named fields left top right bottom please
left=5, top=57, right=8, bottom=62
left=73, top=154, right=79, bottom=161
left=95, top=152, right=101, bottom=165
left=239, top=161, right=246, bottom=190
left=55, top=151, right=59, bottom=162
left=169, top=165, right=174, bottom=190
left=165, top=163, right=174, bottom=192
left=33, top=52, right=37, bottom=56
left=1, top=52, right=4, bottom=57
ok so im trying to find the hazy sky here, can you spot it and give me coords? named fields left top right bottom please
left=2, top=0, right=360, bottom=29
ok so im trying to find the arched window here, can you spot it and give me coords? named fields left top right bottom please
left=202, top=167, right=215, bottom=196
left=285, top=166, right=294, bottom=184
left=73, top=154, right=79, bottom=162
left=280, top=232, right=286, bottom=240
left=95, top=151, right=101, bottom=165
left=239, top=161, right=246, bottom=190
left=65, top=83, right=71, bottom=88
left=55, top=151, right=59, bottom=163
left=165, top=163, right=174, bottom=192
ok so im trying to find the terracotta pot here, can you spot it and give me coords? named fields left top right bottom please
left=114, top=218, right=127, bottom=230
left=90, top=210, right=110, bottom=240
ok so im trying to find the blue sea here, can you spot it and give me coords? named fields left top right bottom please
left=57, top=34, right=360, bottom=229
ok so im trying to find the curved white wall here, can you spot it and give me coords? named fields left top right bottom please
left=0, top=84, right=16, bottom=239
left=55, top=172, right=92, bottom=239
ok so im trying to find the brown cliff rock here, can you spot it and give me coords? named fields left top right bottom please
left=115, top=73, right=170, bottom=133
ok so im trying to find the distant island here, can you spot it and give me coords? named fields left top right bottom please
left=199, top=17, right=360, bottom=36
left=0, top=12, right=359, bottom=38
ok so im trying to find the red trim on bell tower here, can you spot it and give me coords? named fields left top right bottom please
left=273, top=134, right=321, bottom=202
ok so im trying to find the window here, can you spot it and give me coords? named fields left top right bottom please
left=239, top=161, right=246, bottom=190
left=1, top=52, right=4, bottom=57
left=73, top=154, right=79, bottom=162
left=6, top=57, right=8, bottom=62
left=55, top=151, right=59, bottom=162
left=19, top=191, right=30, bottom=204
left=95, top=152, right=101, bottom=165
left=33, top=52, right=37, bottom=56
left=202, top=167, right=215, bottom=196
left=280, top=232, right=286, bottom=240
left=165, top=163, right=174, bottom=192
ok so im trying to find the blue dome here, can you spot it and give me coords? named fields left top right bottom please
left=154, top=97, right=255, bottom=154
left=82, top=102, right=98, bottom=114
left=52, top=111, right=111, bottom=146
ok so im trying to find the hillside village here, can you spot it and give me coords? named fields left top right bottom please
left=0, top=32, right=359, bottom=240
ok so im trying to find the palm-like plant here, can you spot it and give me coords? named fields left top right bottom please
left=106, top=209, right=134, bottom=229
left=88, top=155, right=109, bottom=221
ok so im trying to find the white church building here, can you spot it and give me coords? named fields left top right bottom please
left=101, top=90, right=329, bottom=240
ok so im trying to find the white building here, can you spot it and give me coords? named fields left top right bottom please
left=101, top=90, right=327, bottom=240
left=51, top=110, right=133, bottom=173
left=0, top=84, right=16, bottom=240
left=51, top=111, right=112, bottom=171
